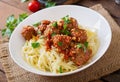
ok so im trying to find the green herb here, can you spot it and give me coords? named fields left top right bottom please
left=63, top=24, right=67, bottom=30
left=59, top=66, right=63, bottom=73
left=17, top=13, right=28, bottom=23
left=51, top=32, right=56, bottom=37
left=31, top=42, right=40, bottom=48
left=84, top=42, right=88, bottom=48
left=58, top=42, right=63, bottom=46
left=40, top=36, right=45, bottom=39
left=1, top=13, right=28, bottom=38
left=83, top=46, right=87, bottom=53
left=76, top=43, right=82, bottom=48
left=37, top=30, right=41, bottom=34
left=45, top=1, right=56, bottom=8
left=33, top=22, right=41, bottom=27
left=52, top=22, right=57, bottom=27
left=21, top=0, right=29, bottom=3
left=62, top=15, right=70, bottom=24
left=61, top=29, right=70, bottom=35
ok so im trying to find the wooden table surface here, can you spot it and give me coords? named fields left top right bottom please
left=0, top=0, right=120, bottom=82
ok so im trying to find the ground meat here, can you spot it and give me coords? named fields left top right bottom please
left=69, top=48, right=92, bottom=66
left=71, top=28, right=87, bottom=43
left=41, top=20, right=51, bottom=25
left=38, top=20, right=51, bottom=33
left=44, top=23, right=60, bottom=38
left=57, top=19, right=64, bottom=27
left=52, top=35, right=71, bottom=51
left=67, top=17, right=78, bottom=30
left=21, top=26, right=37, bottom=40
left=45, top=39, right=52, bottom=50
left=57, top=17, right=78, bottom=31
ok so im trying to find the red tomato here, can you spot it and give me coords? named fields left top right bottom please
left=28, top=0, right=41, bottom=12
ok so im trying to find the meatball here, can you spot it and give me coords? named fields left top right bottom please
left=67, top=17, right=78, bottom=30
left=57, top=17, right=78, bottom=31
left=52, top=35, right=71, bottom=51
left=44, top=22, right=60, bottom=38
left=21, top=26, right=37, bottom=40
left=45, top=39, right=52, bottom=51
left=69, top=48, right=92, bottom=66
left=71, top=28, right=87, bottom=43
left=38, top=20, right=51, bottom=33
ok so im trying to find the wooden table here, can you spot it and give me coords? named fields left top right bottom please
left=0, top=0, right=120, bottom=82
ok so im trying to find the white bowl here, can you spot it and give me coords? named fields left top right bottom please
left=9, top=5, right=112, bottom=76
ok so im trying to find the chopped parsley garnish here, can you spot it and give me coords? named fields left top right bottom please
left=33, top=22, right=41, bottom=27
left=58, top=42, right=63, bottom=46
left=76, top=43, right=82, bottom=48
left=59, top=66, right=63, bottom=73
left=51, top=32, right=56, bottom=37
left=61, top=15, right=71, bottom=34
left=52, top=22, right=57, bottom=27
left=61, top=29, right=71, bottom=35
left=31, top=42, right=40, bottom=48
left=40, top=36, right=45, bottom=39
left=84, top=42, right=88, bottom=48
left=76, top=42, right=88, bottom=52
left=62, top=15, right=71, bottom=24
left=63, top=24, right=67, bottom=30
left=37, top=30, right=41, bottom=34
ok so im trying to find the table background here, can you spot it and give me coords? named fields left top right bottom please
left=0, top=0, right=120, bottom=82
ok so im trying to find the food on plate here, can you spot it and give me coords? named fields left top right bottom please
left=21, top=15, right=99, bottom=73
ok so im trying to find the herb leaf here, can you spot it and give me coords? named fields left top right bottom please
left=17, top=13, right=28, bottom=23
left=59, top=66, right=63, bottom=73
left=58, top=42, right=63, bottom=46
left=33, top=22, right=41, bottom=27
left=61, top=29, right=70, bottom=35
left=1, top=13, right=28, bottom=38
left=31, top=42, right=40, bottom=48
left=51, top=32, right=56, bottom=37
left=62, top=15, right=70, bottom=24
left=52, top=22, right=57, bottom=27
left=84, top=42, right=88, bottom=48
left=63, top=24, right=67, bottom=30
left=76, top=43, right=82, bottom=48
left=45, top=1, right=56, bottom=8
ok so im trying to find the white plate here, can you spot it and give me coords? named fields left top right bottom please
left=9, top=5, right=112, bottom=76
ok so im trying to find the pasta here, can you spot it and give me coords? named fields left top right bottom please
left=22, top=28, right=99, bottom=73
left=21, top=16, right=99, bottom=73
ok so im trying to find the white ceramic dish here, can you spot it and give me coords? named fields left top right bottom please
left=9, top=5, right=112, bottom=76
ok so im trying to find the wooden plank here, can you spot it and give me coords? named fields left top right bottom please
left=0, top=0, right=31, bottom=13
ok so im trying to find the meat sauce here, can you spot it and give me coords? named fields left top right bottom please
left=21, top=16, right=92, bottom=66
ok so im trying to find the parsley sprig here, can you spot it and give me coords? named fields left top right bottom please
left=59, top=66, right=63, bottom=73
left=62, top=15, right=71, bottom=24
left=58, top=41, right=63, bottom=46
left=76, top=42, right=89, bottom=52
left=33, top=22, right=41, bottom=27
left=1, top=13, right=28, bottom=38
left=31, top=42, right=40, bottom=48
